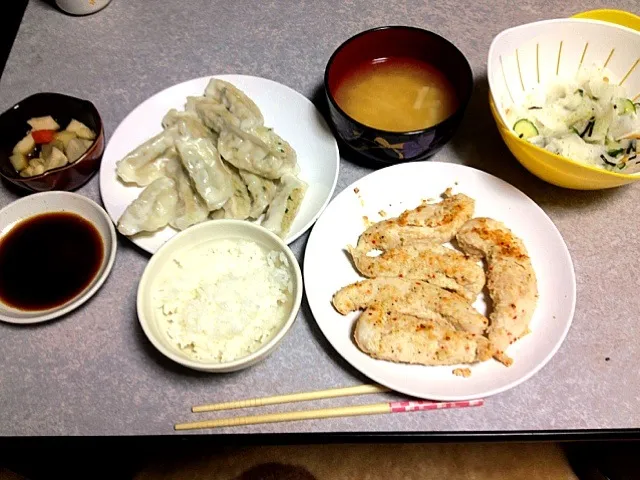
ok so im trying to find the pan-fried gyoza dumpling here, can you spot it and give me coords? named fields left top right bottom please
left=164, top=158, right=209, bottom=231
left=174, top=136, right=233, bottom=211
left=187, top=96, right=238, bottom=134
left=117, top=177, right=179, bottom=236
left=162, top=109, right=218, bottom=143
left=116, top=127, right=178, bottom=185
left=203, top=79, right=264, bottom=130
left=261, top=173, right=307, bottom=238
left=162, top=108, right=196, bottom=129
left=239, top=170, right=277, bottom=218
left=211, top=163, right=252, bottom=220
left=117, top=147, right=176, bottom=187
left=217, top=125, right=297, bottom=180
left=187, top=94, right=264, bottom=136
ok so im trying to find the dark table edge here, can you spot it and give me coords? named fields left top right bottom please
left=1, top=429, right=639, bottom=448
left=0, top=0, right=28, bottom=82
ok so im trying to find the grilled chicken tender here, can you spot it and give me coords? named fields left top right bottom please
left=352, top=193, right=475, bottom=254
left=354, top=305, right=493, bottom=366
left=332, top=278, right=489, bottom=335
left=456, top=218, right=538, bottom=366
left=347, top=243, right=485, bottom=302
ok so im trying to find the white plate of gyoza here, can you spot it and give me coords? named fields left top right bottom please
left=99, top=75, right=339, bottom=253
left=304, top=162, right=576, bottom=401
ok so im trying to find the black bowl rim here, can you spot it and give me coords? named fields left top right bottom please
left=0, top=92, right=105, bottom=183
left=324, top=25, right=474, bottom=137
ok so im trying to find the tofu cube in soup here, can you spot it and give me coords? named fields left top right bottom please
left=66, top=138, right=93, bottom=162
left=41, top=144, right=69, bottom=170
left=13, top=133, right=35, bottom=155
left=65, top=119, right=96, bottom=140
left=27, top=115, right=60, bottom=131
left=9, top=152, right=28, bottom=172
left=51, top=130, right=77, bottom=151
left=20, top=158, right=46, bottom=177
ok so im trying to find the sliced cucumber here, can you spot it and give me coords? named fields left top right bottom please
left=615, top=98, right=636, bottom=115
left=513, top=119, right=538, bottom=139
left=607, top=148, right=624, bottom=157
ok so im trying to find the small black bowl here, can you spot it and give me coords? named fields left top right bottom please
left=0, top=92, right=105, bottom=193
left=324, top=26, right=473, bottom=167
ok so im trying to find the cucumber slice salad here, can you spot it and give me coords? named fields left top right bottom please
left=513, top=119, right=538, bottom=139
left=507, top=67, right=639, bottom=173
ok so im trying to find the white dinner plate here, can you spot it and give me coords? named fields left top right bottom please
left=99, top=75, right=339, bottom=253
left=304, top=162, right=576, bottom=401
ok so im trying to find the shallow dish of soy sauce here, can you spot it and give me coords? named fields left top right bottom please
left=0, top=192, right=117, bottom=324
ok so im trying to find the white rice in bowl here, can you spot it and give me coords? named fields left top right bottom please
left=152, top=238, right=294, bottom=362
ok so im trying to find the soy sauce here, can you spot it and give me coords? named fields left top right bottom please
left=0, top=212, right=104, bottom=311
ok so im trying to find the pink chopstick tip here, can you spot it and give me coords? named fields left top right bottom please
left=389, top=398, right=484, bottom=413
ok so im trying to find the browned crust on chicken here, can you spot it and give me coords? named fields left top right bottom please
left=354, top=305, right=493, bottom=366
left=332, top=277, right=489, bottom=335
left=347, top=243, right=485, bottom=302
left=352, top=193, right=475, bottom=254
left=456, top=218, right=538, bottom=366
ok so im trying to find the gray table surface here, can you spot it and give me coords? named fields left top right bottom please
left=1, top=0, right=639, bottom=437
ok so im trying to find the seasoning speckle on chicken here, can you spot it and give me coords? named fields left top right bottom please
left=456, top=217, right=538, bottom=366
left=347, top=243, right=485, bottom=302
left=332, top=277, right=489, bottom=335
left=351, top=193, right=474, bottom=254
left=354, top=305, right=493, bottom=366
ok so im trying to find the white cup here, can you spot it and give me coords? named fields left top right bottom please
left=56, top=0, right=112, bottom=15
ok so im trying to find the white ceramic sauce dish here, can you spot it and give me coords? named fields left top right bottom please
left=0, top=192, right=117, bottom=324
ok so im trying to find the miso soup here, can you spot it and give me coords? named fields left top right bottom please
left=334, top=57, right=459, bottom=132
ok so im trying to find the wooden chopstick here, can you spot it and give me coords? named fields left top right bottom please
left=175, top=399, right=484, bottom=431
left=192, top=384, right=390, bottom=413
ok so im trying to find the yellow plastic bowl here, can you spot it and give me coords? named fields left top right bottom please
left=488, top=10, right=640, bottom=189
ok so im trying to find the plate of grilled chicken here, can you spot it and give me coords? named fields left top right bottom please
left=304, top=162, right=576, bottom=401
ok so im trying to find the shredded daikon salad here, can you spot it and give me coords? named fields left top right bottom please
left=507, top=67, right=639, bottom=173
